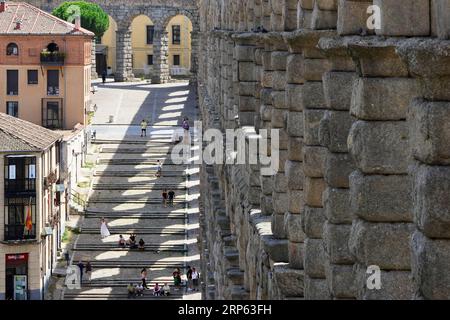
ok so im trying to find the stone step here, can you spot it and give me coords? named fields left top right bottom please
left=63, top=292, right=182, bottom=300
left=73, top=243, right=187, bottom=252
left=80, top=227, right=186, bottom=235
left=87, top=197, right=187, bottom=205
left=94, top=170, right=187, bottom=177
left=78, top=279, right=181, bottom=287
left=92, top=139, right=173, bottom=145
left=84, top=210, right=187, bottom=219
left=100, top=148, right=173, bottom=154
left=73, top=260, right=186, bottom=269
left=92, top=183, right=187, bottom=191
left=97, top=159, right=178, bottom=166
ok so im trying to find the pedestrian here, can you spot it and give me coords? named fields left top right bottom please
left=141, top=268, right=149, bottom=289
left=135, top=283, right=144, bottom=296
left=162, top=189, right=168, bottom=208
left=168, top=189, right=175, bottom=207
left=85, top=260, right=92, bottom=283
left=153, top=283, right=161, bottom=296
left=127, top=283, right=136, bottom=299
left=186, top=266, right=193, bottom=292
left=100, top=218, right=110, bottom=239
left=118, top=235, right=126, bottom=248
left=156, top=160, right=162, bottom=177
left=140, top=119, right=148, bottom=137
left=162, top=283, right=171, bottom=296
left=138, top=238, right=145, bottom=251
left=182, top=118, right=190, bottom=144
left=77, top=260, right=84, bottom=284
left=192, top=267, right=200, bottom=291
left=64, top=251, right=70, bottom=267
left=102, top=70, right=107, bottom=83
left=173, top=268, right=182, bottom=290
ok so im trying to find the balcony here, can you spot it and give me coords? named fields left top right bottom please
left=40, top=51, right=65, bottom=66
left=5, top=179, right=36, bottom=197
left=4, top=224, right=36, bottom=241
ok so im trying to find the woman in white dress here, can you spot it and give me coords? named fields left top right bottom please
left=100, top=218, right=110, bottom=239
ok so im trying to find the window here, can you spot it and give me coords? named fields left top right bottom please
left=146, top=25, right=154, bottom=44
left=6, top=43, right=18, bottom=56
left=27, top=70, right=38, bottom=85
left=43, top=101, right=62, bottom=129
left=7, top=70, right=18, bottom=95
left=47, top=70, right=59, bottom=95
left=172, top=25, right=181, bottom=44
left=6, top=102, right=18, bottom=117
left=173, top=55, right=181, bottom=66
left=147, top=55, right=153, bottom=65
left=4, top=156, right=36, bottom=194
left=4, top=197, right=36, bottom=241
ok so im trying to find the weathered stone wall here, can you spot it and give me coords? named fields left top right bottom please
left=197, top=0, right=450, bottom=300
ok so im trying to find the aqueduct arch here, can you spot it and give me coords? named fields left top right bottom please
left=15, top=0, right=199, bottom=83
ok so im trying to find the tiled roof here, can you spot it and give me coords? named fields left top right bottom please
left=0, top=2, right=94, bottom=36
left=0, top=112, right=62, bottom=152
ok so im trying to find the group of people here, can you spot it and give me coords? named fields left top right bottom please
left=127, top=282, right=171, bottom=298
left=118, top=234, right=146, bottom=250
left=172, top=266, right=200, bottom=292
left=162, top=188, right=176, bottom=207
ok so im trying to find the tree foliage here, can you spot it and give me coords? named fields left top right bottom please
left=52, top=1, right=109, bottom=38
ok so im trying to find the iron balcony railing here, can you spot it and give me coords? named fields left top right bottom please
left=4, top=179, right=36, bottom=196
left=40, top=52, right=65, bottom=66
left=4, top=224, right=36, bottom=241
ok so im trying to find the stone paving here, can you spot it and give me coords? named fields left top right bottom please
left=63, top=81, right=201, bottom=300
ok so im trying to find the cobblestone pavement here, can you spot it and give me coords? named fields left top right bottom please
left=63, top=80, right=201, bottom=300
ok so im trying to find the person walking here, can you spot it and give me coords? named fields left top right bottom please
left=64, top=251, right=70, bottom=267
left=192, top=267, right=200, bottom=291
left=156, top=160, right=162, bottom=177
left=100, top=218, right=110, bottom=239
left=182, top=118, right=190, bottom=145
left=85, top=261, right=92, bottom=283
left=168, top=189, right=175, bottom=207
left=140, top=119, right=148, bottom=137
left=162, top=189, right=168, bottom=208
left=101, top=70, right=107, bottom=84
left=141, top=268, right=149, bottom=289
left=186, top=266, right=193, bottom=292
left=77, top=260, right=84, bottom=285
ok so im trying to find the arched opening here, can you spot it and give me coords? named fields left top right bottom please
left=6, top=43, right=18, bottom=56
left=165, top=15, right=193, bottom=79
left=46, top=42, right=59, bottom=53
left=97, top=15, right=118, bottom=76
left=130, top=15, right=155, bottom=78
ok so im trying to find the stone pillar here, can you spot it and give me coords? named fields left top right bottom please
left=91, top=39, right=98, bottom=79
left=151, top=29, right=170, bottom=84
left=115, top=28, right=133, bottom=82
left=397, top=35, right=450, bottom=300
left=285, top=29, right=334, bottom=300
left=190, top=30, right=200, bottom=76
left=347, top=39, right=417, bottom=299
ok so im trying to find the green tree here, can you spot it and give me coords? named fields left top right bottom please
left=52, top=1, right=109, bottom=38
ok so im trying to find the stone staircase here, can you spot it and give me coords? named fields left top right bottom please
left=63, top=136, right=192, bottom=300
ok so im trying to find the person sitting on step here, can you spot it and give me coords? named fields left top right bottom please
left=138, top=238, right=145, bottom=251
left=118, top=235, right=126, bottom=248
left=135, top=283, right=144, bottom=296
left=153, top=283, right=161, bottom=296
left=127, top=283, right=136, bottom=298
left=162, top=283, right=171, bottom=296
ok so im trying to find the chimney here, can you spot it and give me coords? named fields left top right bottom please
left=0, top=2, right=7, bottom=13
left=74, top=16, right=81, bottom=30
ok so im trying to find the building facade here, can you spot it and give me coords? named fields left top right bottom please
left=0, top=112, right=63, bottom=300
left=98, top=15, right=192, bottom=78
left=0, top=1, right=94, bottom=130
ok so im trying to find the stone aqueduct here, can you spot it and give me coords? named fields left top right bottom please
left=23, top=0, right=450, bottom=300
left=21, top=0, right=200, bottom=83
